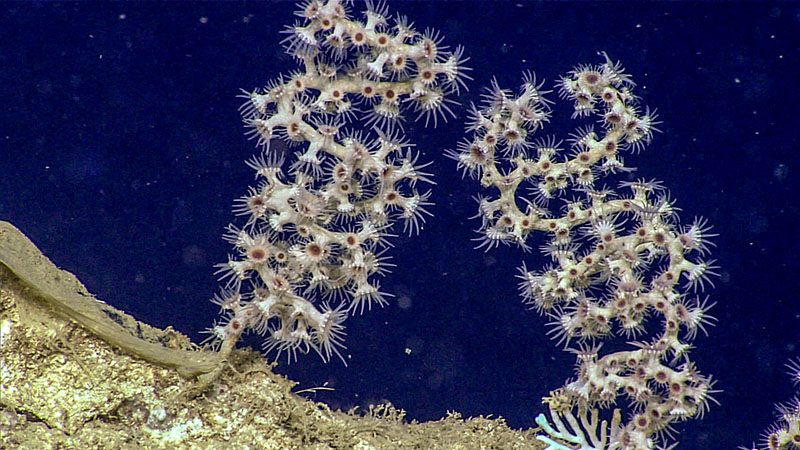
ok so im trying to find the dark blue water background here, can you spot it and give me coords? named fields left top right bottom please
left=2, top=2, right=798, bottom=449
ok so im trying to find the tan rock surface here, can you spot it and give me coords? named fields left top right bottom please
left=0, top=221, right=541, bottom=450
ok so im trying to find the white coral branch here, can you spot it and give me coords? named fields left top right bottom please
left=535, top=406, right=621, bottom=450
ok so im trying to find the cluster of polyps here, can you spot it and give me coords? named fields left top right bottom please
left=745, top=358, right=800, bottom=450
left=449, top=54, right=719, bottom=449
left=203, top=0, right=468, bottom=364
